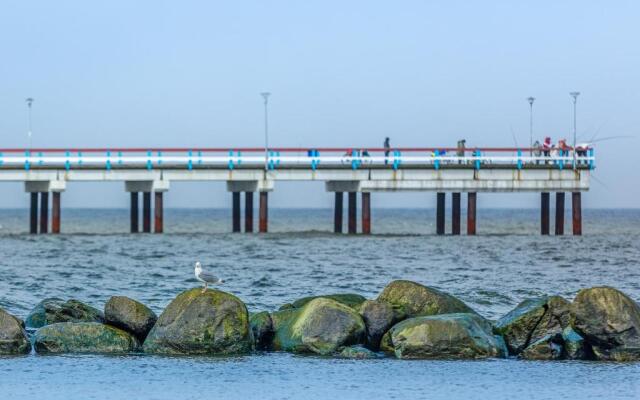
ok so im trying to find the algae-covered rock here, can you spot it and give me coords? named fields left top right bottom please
left=338, top=345, right=379, bottom=359
left=250, top=311, right=273, bottom=350
left=104, top=296, right=157, bottom=341
left=381, top=313, right=506, bottom=359
left=290, top=294, right=367, bottom=310
left=494, top=295, right=570, bottom=355
left=143, top=288, right=252, bottom=355
left=25, top=298, right=104, bottom=329
left=0, top=307, right=31, bottom=355
left=377, top=280, right=476, bottom=321
left=570, top=286, right=640, bottom=361
left=34, top=322, right=140, bottom=354
left=271, top=298, right=365, bottom=355
left=520, top=334, right=564, bottom=360
left=358, top=300, right=395, bottom=350
left=562, top=326, right=590, bottom=360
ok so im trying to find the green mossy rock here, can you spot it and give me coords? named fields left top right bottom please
left=25, top=298, right=104, bottom=329
left=143, top=288, right=252, bottom=355
left=104, top=296, right=157, bottom=341
left=250, top=311, right=273, bottom=350
left=338, top=345, right=379, bottom=359
left=520, top=334, right=564, bottom=360
left=562, top=326, right=590, bottom=360
left=377, top=280, right=476, bottom=321
left=290, top=294, right=367, bottom=310
left=271, top=298, right=366, bottom=355
left=34, top=322, right=140, bottom=354
left=570, top=286, right=640, bottom=361
left=380, top=313, right=506, bottom=360
left=494, top=295, right=570, bottom=355
left=358, top=300, right=395, bottom=350
left=0, top=307, right=31, bottom=355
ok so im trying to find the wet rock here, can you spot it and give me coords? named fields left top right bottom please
left=271, top=298, right=365, bottom=355
left=381, top=313, right=506, bottom=359
left=278, top=303, right=295, bottom=311
left=0, top=307, right=31, bottom=355
left=520, top=334, right=564, bottom=360
left=290, top=294, right=367, bottom=310
left=338, top=345, right=379, bottom=359
left=25, top=298, right=104, bottom=329
left=377, top=280, right=476, bottom=321
left=562, top=326, right=591, bottom=360
left=494, top=295, right=570, bottom=355
left=570, top=286, right=640, bottom=361
left=34, top=322, right=140, bottom=354
left=104, top=296, right=157, bottom=341
left=143, top=288, right=252, bottom=355
left=250, top=311, right=273, bottom=350
left=358, top=300, right=395, bottom=350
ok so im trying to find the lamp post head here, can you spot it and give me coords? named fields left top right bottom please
left=527, top=96, right=535, bottom=106
left=260, top=92, right=271, bottom=104
left=570, top=92, right=580, bottom=102
left=26, top=98, right=34, bottom=107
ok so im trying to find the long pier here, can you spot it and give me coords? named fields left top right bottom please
left=0, top=147, right=594, bottom=235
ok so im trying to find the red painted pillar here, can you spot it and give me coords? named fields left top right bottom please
left=541, top=192, right=550, bottom=235
left=154, top=192, right=163, bottom=233
left=572, top=192, right=582, bottom=236
left=51, top=192, right=61, bottom=234
left=555, top=192, right=565, bottom=236
left=467, top=192, right=477, bottom=235
left=142, top=192, right=151, bottom=233
left=40, top=192, right=49, bottom=234
left=362, top=192, right=371, bottom=235
left=259, top=192, right=268, bottom=233
left=334, top=192, right=343, bottom=233
left=452, top=192, right=461, bottom=235
left=245, top=192, right=254, bottom=233
left=348, top=192, right=357, bottom=234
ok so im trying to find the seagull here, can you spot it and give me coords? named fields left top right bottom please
left=194, top=261, right=224, bottom=293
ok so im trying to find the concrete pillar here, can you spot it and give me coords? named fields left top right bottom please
left=334, top=192, right=343, bottom=233
left=232, top=192, right=241, bottom=233
left=467, top=192, right=477, bottom=235
left=245, top=192, right=254, bottom=233
left=541, top=192, right=550, bottom=235
left=452, top=192, right=461, bottom=235
left=143, top=192, right=151, bottom=233
left=130, top=192, right=139, bottom=233
left=572, top=192, right=582, bottom=236
left=362, top=192, right=371, bottom=235
left=40, top=192, right=49, bottom=234
left=51, top=192, right=61, bottom=234
left=30, top=193, right=38, bottom=234
left=348, top=192, right=357, bottom=234
left=436, top=192, right=445, bottom=235
left=154, top=192, right=163, bottom=234
left=259, top=192, right=268, bottom=233
left=555, top=192, right=565, bottom=236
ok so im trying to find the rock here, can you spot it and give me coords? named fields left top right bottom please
left=338, top=345, right=379, bottom=359
left=570, top=286, right=640, bottom=361
left=0, top=307, right=31, bottom=355
left=278, top=303, right=295, bottom=311
left=494, top=295, right=570, bottom=355
left=377, top=280, right=476, bottom=321
left=104, top=296, right=157, bottom=341
left=290, top=294, right=367, bottom=310
left=250, top=311, right=273, bottom=350
left=143, top=288, right=252, bottom=355
left=562, top=326, right=590, bottom=360
left=520, top=334, right=564, bottom=360
left=358, top=300, right=395, bottom=350
left=34, top=322, right=140, bottom=354
left=381, top=313, right=506, bottom=359
left=271, top=298, right=366, bottom=355
left=25, top=298, right=104, bottom=329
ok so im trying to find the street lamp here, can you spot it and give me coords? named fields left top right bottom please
left=260, top=92, right=271, bottom=171
left=26, top=97, right=34, bottom=149
left=570, top=92, right=580, bottom=167
left=527, top=97, right=535, bottom=156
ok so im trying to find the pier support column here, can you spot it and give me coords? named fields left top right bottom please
left=452, top=192, right=461, bottom=235
left=348, top=192, right=357, bottom=234
left=142, top=192, right=151, bottom=233
left=130, top=192, right=139, bottom=233
left=39, top=192, right=49, bottom=234
left=154, top=192, right=163, bottom=234
left=362, top=192, right=371, bottom=235
left=245, top=192, right=254, bottom=233
left=541, top=192, right=550, bottom=235
left=467, top=192, right=477, bottom=235
left=232, top=192, right=241, bottom=233
left=30, top=193, right=38, bottom=234
left=572, top=192, right=582, bottom=236
left=51, top=192, right=61, bottom=234
left=259, top=192, right=268, bottom=233
left=555, top=192, right=565, bottom=236
left=436, top=192, right=445, bottom=235
left=334, top=192, right=343, bottom=233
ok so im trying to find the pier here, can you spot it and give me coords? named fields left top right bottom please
left=0, top=147, right=594, bottom=235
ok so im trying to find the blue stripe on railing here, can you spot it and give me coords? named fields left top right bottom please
left=187, top=150, right=193, bottom=170
left=146, top=150, right=152, bottom=170
left=589, top=148, right=594, bottom=170
left=65, top=151, right=70, bottom=171
left=106, top=151, right=112, bottom=171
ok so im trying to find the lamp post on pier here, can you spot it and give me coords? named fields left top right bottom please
left=26, top=97, right=34, bottom=149
left=261, top=92, right=271, bottom=171
left=570, top=92, right=580, bottom=167
left=527, top=96, right=535, bottom=157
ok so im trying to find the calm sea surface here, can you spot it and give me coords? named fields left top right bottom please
left=1, top=208, right=639, bottom=399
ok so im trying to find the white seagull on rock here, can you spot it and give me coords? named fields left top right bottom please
left=194, top=261, right=224, bottom=293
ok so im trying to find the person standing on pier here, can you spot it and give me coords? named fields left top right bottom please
left=542, top=137, right=552, bottom=164
left=384, top=137, right=391, bottom=165
left=457, top=139, right=466, bottom=164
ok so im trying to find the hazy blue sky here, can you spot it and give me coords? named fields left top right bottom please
left=0, top=1, right=638, bottom=208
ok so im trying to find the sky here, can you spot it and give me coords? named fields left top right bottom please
left=0, top=0, right=638, bottom=209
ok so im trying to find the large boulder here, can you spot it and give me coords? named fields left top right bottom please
left=381, top=313, right=506, bottom=359
left=377, top=280, right=476, bottom=321
left=34, top=322, right=140, bottom=354
left=104, top=296, right=157, bottom=341
left=25, top=298, right=104, bottom=329
left=338, top=345, right=379, bottom=359
left=143, top=288, right=252, bottom=355
left=570, top=286, right=640, bottom=361
left=494, top=295, right=570, bottom=355
left=271, top=298, right=366, bottom=355
left=520, top=334, right=564, bottom=360
left=250, top=311, right=273, bottom=350
left=0, top=307, right=31, bottom=355
left=289, top=294, right=367, bottom=310
left=358, top=300, right=395, bottom=350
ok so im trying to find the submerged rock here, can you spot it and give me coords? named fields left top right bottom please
left=290, top=294, right=367, bottom=310
left=570, top=286, right=640, bottom=361
left=34, top=322, right=140, bottom=354
left=381, top=313, right=506, bottom=359
left=0, top=307, right=31, bottom=355
left=358, top=300, right=395, bottom=350
left=250, top=311, right=273, bottom=350
left=338, top=345, right=379, bottom=359
left=104, top=296, right=157, bottom=341
left=25, top=298, right=104, bottom=329
left=271, top=298, right=365, bottom=355
left=143, top=288, right=252, bottom=355
left=520, top=334, right=564, bottom=360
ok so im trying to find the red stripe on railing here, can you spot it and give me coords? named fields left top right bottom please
left=0, top=147, right=562, bottom=153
